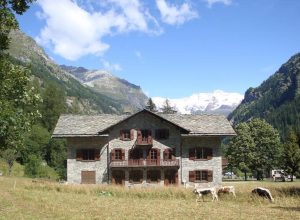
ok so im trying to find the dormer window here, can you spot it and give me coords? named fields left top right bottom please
left=120, top=129, right=134, bottom=141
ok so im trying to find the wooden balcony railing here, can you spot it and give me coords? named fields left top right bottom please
left=136, top=136, right=153, bottom=145
left=110, top=159, right=179, bottom=168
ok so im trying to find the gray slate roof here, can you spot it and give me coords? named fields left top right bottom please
left=52, top=110, right=235, bottom=137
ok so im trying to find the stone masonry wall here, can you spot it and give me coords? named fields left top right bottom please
left=67, top=137, right=109, bottom=184
left=181, top=137, right=222, bottom=187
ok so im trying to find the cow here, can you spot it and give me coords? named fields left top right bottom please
left=217, top=186, right=236, bottom=198
left=193, top=187, right=218, bottom=202
left=251, top=187, right=274, bottom=203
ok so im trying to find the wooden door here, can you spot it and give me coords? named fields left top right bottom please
left=164, top=170, right=177, bottom=186
left=81, top=171, right=96, bottom=184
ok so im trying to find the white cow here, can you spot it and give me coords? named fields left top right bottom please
left=193, top=187, right=218, bottom=202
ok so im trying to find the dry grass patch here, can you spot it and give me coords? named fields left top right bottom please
left=0, top=177, right=299, bottom=219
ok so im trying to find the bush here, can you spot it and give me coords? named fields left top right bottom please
left=24, top=155, right=59, bottom=180
left=0, top=158, right=24, bottom=176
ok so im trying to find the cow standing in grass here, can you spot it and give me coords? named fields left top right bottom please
left=193, top=187, right=218, bottom=202
left=217, top=186, right=236, bottom=198
left=252, top=187, right=274, bottom=203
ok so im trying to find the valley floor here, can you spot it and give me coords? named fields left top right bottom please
left=0, top=177, right=299, bottom=219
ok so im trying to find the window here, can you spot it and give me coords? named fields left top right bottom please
left=189, top=170, right=213, bottom=182
left=155, top=129, right=169, bottom=140
left=115, top=149, right=122, bottom=160
left=76, top=149, right=100, bottom=161
left=150, top=149, right=157, bottom=160
left=129, top=170, right=143, bottom=183
left=129, top=149, right=143, bottom=160
left=189, top=147, right=213, bottom=160
left=82, top=149, right=95, bottom=160
left=120, top=129, right=133, bottom=141
left=195, top=170, right=208, bottom=182
left=137, top=129, right=152, bottom=144
left=111, top=149, right=125, bottom=161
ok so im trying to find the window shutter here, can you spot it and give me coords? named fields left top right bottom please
left=76, top=149, right=82, bottom=161
left=163, top=149, right=168, bottom=160
left=189, top=148, right=195, bottom=160
left=206, top=148, right=213, bottom=160
left=147, top=149, right=151, bottom=160
left=111, top=149, right=115, bottom=161
left=157, top=149, right=160, bottom=165
left=137, top=130, right=142, bottom=144
left=95, top=149, right=100, bottom=161
left=119, top=130, right=123, bottom=140
left=207, top=170, right=213, bottom=182
left=121, top=149, right=125, bottom=161
left=189, top=171, right=195, bottom=182
left=148, top=130, right=152, bottom=144
left=130, top=129, right=134, bottom=140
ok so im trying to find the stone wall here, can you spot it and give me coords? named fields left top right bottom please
left=67, top=137, right=109, bottom=184
left=181, top=137, right=222, bottom=187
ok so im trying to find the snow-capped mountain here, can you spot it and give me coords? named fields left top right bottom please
left=152, top=90, right=244, bottom=115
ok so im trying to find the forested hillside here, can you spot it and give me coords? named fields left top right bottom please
left=8, top=30, right=123, bottom=114
left=229, top=53, right=300, bottom=138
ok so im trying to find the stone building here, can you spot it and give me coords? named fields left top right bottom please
left=52, top=109, right=235, bottom=187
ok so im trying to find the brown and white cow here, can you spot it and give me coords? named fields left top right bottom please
left=217, top=186, right=236, bottom=198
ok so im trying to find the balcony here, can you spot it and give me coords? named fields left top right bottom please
left=135, top=136, right=153, bottom=145
left=110, top=159, right=179, bottom=168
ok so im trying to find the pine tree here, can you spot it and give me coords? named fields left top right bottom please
left=145, top=98, right=157, bottom=112
left=283, top=129, right=300, bottom=181
left=161, top=99, right=177, bottom=114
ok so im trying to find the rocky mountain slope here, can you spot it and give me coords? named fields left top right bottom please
left=60, top=65, right=147, bottom=111
left=229, top=53, right=300, bottom=137
left=7, top=30, right=146, bottom=114
left=153, top=90, right=243, bottom=115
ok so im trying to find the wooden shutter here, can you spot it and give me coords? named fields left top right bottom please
left=137, top=130, right=142, bottom=144
left=95, top=149, right=100, bottom=161
left=130, top=129, right=134, bottom=140
left=121, top=149, right=125, bottom=161
left=157, top=149, right=160, bottom=165
left=119, top=130, right=123, bottom=140
left=189, top=170, right=195, bottom=182
left=207, top=170, right=213, bottom=182
left=111, top=149, right=115, bottom=161
left=163, top=149, right=169, bottom=160
left=148, top=130, right=152, bottom=144
left=76, top=149, right=82, bottom=161
left=189, top=148, right=195, bottom=160
left=206, top=148, right=213, bottom=160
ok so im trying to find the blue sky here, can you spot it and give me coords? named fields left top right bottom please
left=17, top=0, right=300, bottom=98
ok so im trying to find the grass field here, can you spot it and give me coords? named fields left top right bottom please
left=0, top=177, right=299, bottom=220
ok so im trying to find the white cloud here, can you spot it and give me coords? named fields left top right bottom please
left=204, top=0, right=232, bottom=8
left=156, top=0, right=198, bottom=25
left=101, top=59, right=122, bottom=72
left=135, top=50, right=142, bottom=59
left=36, top=0, right=161, bottom=61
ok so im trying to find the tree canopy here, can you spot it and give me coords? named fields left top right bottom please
left=226, top=118, right=282, bottom=180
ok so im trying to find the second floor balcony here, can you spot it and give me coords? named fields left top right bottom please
left=110, top=159, right=179, bottom=168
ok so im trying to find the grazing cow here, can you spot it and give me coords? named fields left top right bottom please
left=251, top=187, right=274, bottom=203
left=193, top=187, right=218, bottom=202
left=217, top=186, right=236, bottom=198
